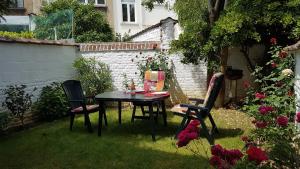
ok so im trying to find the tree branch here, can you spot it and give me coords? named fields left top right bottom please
left=214, top=0, right=222, bottom=12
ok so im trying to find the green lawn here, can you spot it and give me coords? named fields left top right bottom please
left=0, top=107, right=252, bottom=169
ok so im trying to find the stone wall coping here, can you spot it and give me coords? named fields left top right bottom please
left=80, top=41, right=161, bottom=52
left=284, top=40, right=300, bottom=51
left=0, top=37, right=78, bottom=46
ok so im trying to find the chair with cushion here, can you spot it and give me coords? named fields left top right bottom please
left=62, top=80, right=108, bottom=132
left=171, top=72, right=224, bottom=145
left=131, top=70, right=167, bottom=124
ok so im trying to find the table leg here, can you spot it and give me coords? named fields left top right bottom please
left=149, top=103, right=156, bottom=141
left=118, top=101, right=122, bottom=125
left=161, top=100, right=167, bottom=127
left=98, top=101, right=105, bottom=136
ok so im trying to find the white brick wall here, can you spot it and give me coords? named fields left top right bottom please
left=80, top=51, right=207, bottom=104
left=0, top=42, right=77, bottom=107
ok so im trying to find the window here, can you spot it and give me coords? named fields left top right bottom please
left=9, top=0, right=24, bottom=8
left=121, top=0, right=135, bottom=23
left=78, top=0, right=105, bottom=5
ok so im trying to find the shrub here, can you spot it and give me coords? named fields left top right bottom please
left=34, top=82, right=68, bottom=121
left=135, top=52, right=172, bottom=89
left=241, top=37, right=299, bottom=168
left=36, top=0, right=114, bottom=42
left=0, top=112, right=9, bottom=132
left=0, top=31, right=34, bottom=39
left=1, top=85, right=34, bottom=127
left=73, top=57, right=113, bottom=96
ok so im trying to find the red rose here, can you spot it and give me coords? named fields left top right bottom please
left=246, top=146, right=268, bottom=165
left=271, top=61, right=277, bottom=68
left=270, top=37, right=277, bottom=45
left=211, top=144, right=224, bottom=156
left=255, top=121, right=268, bottom=128
left=258, top=106, right=273, bottom=115
left=296, top=112, right=300, bottom=123
left=243, top=80, right=251, bottom=89
left=255, top=92, right=266, bottom=99
left=279, top=51, right=288, bottom=59
left=209, top=155, right=222, bottom=167
left=276, top=115, right=289, bottom=127
left=176, top=120, right=200, bottom=147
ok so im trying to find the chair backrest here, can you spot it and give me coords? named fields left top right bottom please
left=62, top=80, right=85, bottom=109
left=203, top=72, right=224, bottom=111
left=144, top=70, right=165, bottom=91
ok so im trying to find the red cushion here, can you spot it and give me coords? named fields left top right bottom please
left=71, top=105, right=99, bottom=113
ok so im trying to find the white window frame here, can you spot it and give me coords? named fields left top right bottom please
left=121, top=0, right=136, bottom=23
left=9, top=0, right=24, bottom=8
left=80, top=0, right=106, bottom=6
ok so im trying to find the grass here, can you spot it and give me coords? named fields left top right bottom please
left=0, top=107, right=252, bottom=169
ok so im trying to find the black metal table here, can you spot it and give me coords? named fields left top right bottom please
left=95, top=91, right=170, bottom=141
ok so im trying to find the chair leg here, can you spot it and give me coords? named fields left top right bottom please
left=141, top=106, right=145, bottom=116
left=198, top=117, right=214, bottom=145
left=175, top=116, right=189, bottom=139
left=70, top=113, right=75, bottom=131
left=208, top=114, right=219, bottom=134
left=131, top=105, right=136, bottom=123
left=104, top=112, right=108, bottom=126
left=84, top=112, right=93, bottom=133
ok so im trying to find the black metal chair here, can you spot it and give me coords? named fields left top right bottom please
left=171, top=72, right=224, bottom=145
left=62, top=80, right=107, bottom=132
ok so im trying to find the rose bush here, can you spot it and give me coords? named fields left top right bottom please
left=242, top=37, right=300, bottom=168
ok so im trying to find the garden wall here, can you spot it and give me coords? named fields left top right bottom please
left=79, top=42, right=207, bottom=104
left=0, top=38, right=78, bottom=109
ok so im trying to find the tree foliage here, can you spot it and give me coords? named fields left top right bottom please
left=143, top=0, right=300, bottom=69
left=35, top=0, right=113, bottom=42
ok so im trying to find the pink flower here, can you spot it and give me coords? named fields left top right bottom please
left=271, top=61, right=277, bottom=68
left=255, top=121, right=268, bottom=128
left=270, top=37, right=277, bottom=45
left=296, top=112, right=300, bottom=123
left=276, top=115, right=289, bottom=127
left=247, top=146, right=268, bottom=165
left=258, top=106, right=273, bottom=115
left=255, top=92, right=266, bottom=99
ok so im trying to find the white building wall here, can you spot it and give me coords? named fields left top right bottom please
left=113, top=0, right=177, bottom=36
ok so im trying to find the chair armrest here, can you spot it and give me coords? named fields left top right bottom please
left=69, top=99, right=84, bottom=103
left=188, top=98, right=204, bottom=104
left=179, top=104, right=207, bottom=111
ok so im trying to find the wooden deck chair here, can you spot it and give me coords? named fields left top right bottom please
left=171, top=72, right=224, bottom=145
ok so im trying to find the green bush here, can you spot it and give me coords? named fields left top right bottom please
left=1, top=85, right=33, bottom=127
left=0, top=31, right=34, bottom=39
left=0, top=112, right=9, bottom=132
left=73, top=57, right=113, bottom=96
left=36, top=0, right=114, bottom=42
left=34, top=82, right=68, bottom=121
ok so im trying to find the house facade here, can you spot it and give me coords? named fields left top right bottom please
left=2, top=0, right=176, bottom=37
left=112, top=0, right=177, bottom=36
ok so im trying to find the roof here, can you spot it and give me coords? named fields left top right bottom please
left=283, top=40, right=300, bottom=51
left=128, top=17, right=178, bottom=40
left=0, top=37, right=78, bottom=46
